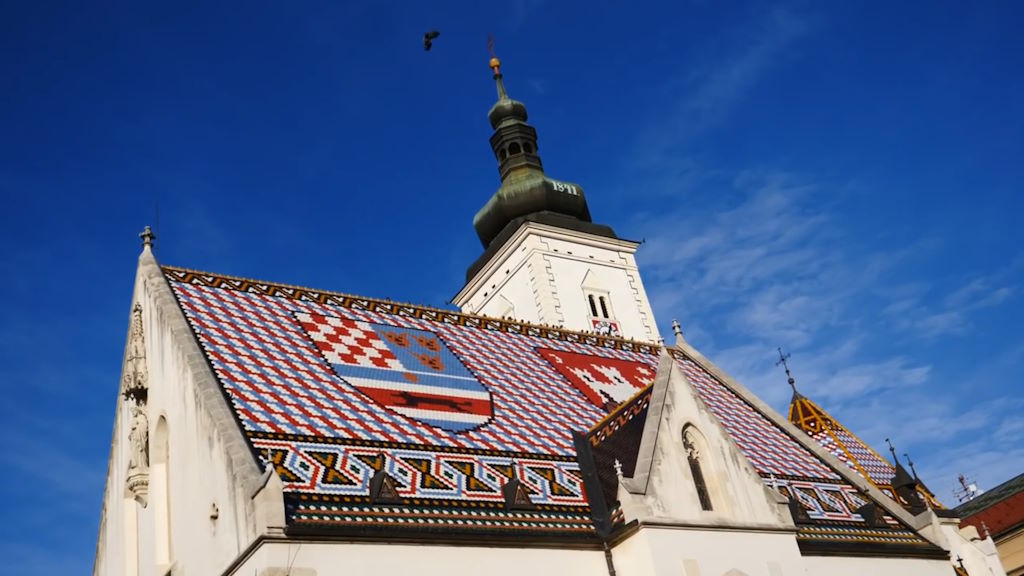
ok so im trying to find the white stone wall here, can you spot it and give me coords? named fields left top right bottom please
left=94, top=251, right=281, bottom=576
left=612, top=526, right=804, bottom=576
left=618, top=357, right=793, bottom=529
left=915, top=515, right=1008, bottom=576
left=229, top=540, right=608, bottom=576
left=801, top=555, right=952, bottom=576
left=455, top=222, right=659, bottom=342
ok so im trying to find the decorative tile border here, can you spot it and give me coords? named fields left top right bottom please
left=253, top=437, right=587, bottom=508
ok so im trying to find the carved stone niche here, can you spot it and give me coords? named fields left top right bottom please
left=126, top=405, right=150, bottom=506
left=123, top=302, right=150, bottom=506
left=122, top=303, right=149, bottom=405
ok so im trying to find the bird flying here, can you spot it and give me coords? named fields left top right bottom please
left=423, top=30, right=440, bottom=51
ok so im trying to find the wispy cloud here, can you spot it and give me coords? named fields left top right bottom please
left=634, top=137, right=1019, bottom=498
left=632, top=6, right=813, bottom=173
left=883, top=261, right=1018, bottom=338
left=620, top=2, right=1022, bottom=496
left=684, top=7, right=810, bottom=130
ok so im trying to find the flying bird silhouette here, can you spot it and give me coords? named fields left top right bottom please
left=423, top=30, right=440, bottom=51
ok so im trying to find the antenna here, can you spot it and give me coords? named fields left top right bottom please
left=154, top=198, right=160, bottom=255
left=775, top=347, right=797, bottom=394
left=954, top=473, right=983, bottom=503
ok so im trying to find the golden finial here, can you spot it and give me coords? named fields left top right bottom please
left=488, top=35, right=501, bottom=75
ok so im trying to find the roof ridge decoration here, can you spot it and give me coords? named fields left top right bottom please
left=662, top=344, right=943, bottom=553
left=160, top=262, right=941, bottom=551
left=160, top=265, right=659, bottom=354
left=789, top=391, right=944, bottom=510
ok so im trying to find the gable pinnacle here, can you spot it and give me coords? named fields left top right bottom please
left=671, top=319, right=686, bottom=346
left=904, top=452, right=920, bottom=481
left=775, top=347, right=799, bottom=396
left=885, top=437, right=898, bottom=463
left=140, top=225, right=156, bottom=251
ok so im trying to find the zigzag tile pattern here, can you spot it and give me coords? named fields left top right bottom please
left=162, top=267, right=929, bottom=545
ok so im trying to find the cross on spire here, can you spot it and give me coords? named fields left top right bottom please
left=140, top=225, right=156, bottom=251
left=776, top=347, right=798, bottom=395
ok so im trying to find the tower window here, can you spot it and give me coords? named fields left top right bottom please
left=523, top=142, right=534, bottom=154
left=588, top=294, right=598, bottom=317
left=509, top=142, right=522, bottom=155
left=499, top=148, right=508, bottom=160
left=599, top=296, right=609, bottom=319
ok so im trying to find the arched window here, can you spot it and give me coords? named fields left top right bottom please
left=598, top=296, right=610, bottom=319
left=152, top=416, right=172, bottom=567
left=509, top=142, right=522, bottom=155
left=683, top=427, right=713, bottom=511
left=588, top=294, right=598, bottom=317
left=523, top=142, right=534, bottom=154
left=499, top=148, right=508, bottom=160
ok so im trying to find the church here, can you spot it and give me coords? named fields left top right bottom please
left=94, top=54, right=1007, bottom=576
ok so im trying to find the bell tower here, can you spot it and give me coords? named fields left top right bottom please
left=454, top=54, right=659, bottom=342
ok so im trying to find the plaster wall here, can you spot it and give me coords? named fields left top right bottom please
left=457, top=223, right=659, bottom=342
left=620, top=357, right=792, bottom=529
left=801, top=555, right=952, bottom=576
left=940, top=523, right=1008, bottom=576
left=611, top=526, right=803, bottom=576
left=472, top=247, right=544, bottom=324
left=230, top=540, right=608, bottom=576
left=95, top=253, right=280, bottom=576
left=997, top=528, right=1024, bottom=576
left=914, top=514, right=1007, bottom=576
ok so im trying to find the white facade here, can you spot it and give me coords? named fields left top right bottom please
left=94, top=241, right=1006, bottom=576
left=454, top=222, right=659, bottom=342
left=94, top=247, right=286, bottom=576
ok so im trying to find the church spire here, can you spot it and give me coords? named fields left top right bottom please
left=485, top=43, right=543, bottom=181
left=471, top=48, right=613, bottom=252
left=775, top=347, right=801, bottom=399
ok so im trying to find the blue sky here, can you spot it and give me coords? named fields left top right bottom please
left=1, top=1, right=1022, bottom=572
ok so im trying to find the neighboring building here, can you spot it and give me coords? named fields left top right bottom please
left=957, top=473, right=1024, bottom=575
left=94, top=55, right=1007, bottom=576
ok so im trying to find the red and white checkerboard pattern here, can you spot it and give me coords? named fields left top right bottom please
left=166, top=270, right=861, bottom=497
left=298, top=313, right=402, bottom=369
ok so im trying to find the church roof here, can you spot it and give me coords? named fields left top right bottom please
left=161, top=266, right=940, bottom=554
left=789, top=394, right=943, bottom=509
left=587, top=353, right=939, bottom=555
left=790, top=394, right=896, bottom=486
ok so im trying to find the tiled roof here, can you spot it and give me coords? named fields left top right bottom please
left=956, top=472, right=1024, bottom=539
left=789, top=395, right=895, bottom=485
left=583, top=350, right=936, bottom=551
left=162, top=266, right=938, bottom=552
left=789, top=394, right=943, bottom=509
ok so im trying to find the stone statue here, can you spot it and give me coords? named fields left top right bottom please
left=128, top=406, right=150, bottom=473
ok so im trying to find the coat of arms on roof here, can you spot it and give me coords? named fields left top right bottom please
left=296, top=312, right=493, bottom=433
left=538, top=348, right=654, bottom=411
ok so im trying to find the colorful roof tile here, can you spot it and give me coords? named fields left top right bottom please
left=789, top=393, right=943, bottom=509
left=162, top=266, right=939, bottom=552
left=582, top=350, right=937, bottom=551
